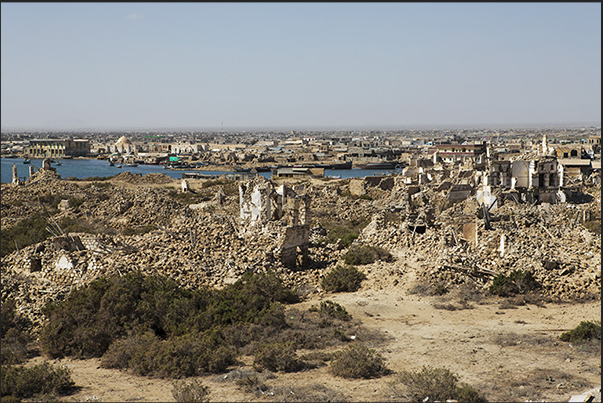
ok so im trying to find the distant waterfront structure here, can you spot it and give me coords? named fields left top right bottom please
left=111, top=136, right=136, bottom=155
left=27, top=139, right=90, bottom=158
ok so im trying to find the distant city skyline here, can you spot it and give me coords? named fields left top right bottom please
left=1, top=3, right=601, bottom=131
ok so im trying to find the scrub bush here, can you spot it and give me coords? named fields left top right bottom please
left=343, top=245, right=393, bottom=266
left=0, top=362, right=75, bottom=401
left=309, top=300, right=351, bottom=321
left=1, top=214, right=49, bottom=257
left=253, top=341, right=304, bottom=373
left=394, top=366, right=486, bottom=402
left=321, top=265, right=366, bottom=293
left=171, top=379, right=210, bottom=403
left=329, top=344, right=388, bottom=379
left=489, top=270, right=540, bottom=297
left=559, top=321, right=601, bottom=343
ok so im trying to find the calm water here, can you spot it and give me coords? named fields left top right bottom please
left=1, top=158, right=401, bottom=184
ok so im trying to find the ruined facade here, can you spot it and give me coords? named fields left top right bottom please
left=483, top=156, right=563, bottom=204
left=239, top=178, right=311, bottom=268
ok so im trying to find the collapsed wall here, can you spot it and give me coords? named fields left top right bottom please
left=239, top=178, right=311, bottom=268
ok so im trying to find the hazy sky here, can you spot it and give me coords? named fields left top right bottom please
left=1, top=3, right=601, bottom=131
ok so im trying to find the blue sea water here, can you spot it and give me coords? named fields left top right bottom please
left=1, top=158, right=401, bottom=184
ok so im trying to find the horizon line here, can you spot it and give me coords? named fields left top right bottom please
left=1, top=121, right=601, bottom=133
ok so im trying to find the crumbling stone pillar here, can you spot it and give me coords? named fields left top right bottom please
left=279, top=225, right=310, bottom=269
left=12, top=163, right=18, bottom=185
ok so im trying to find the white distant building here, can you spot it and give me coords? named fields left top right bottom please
left=111, top=136, right=136, bottom=155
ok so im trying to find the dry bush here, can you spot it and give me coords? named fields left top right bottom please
left=1, top=299, right=31, bottom=365
left=432, top=300, right=474, bottom=311
left=253, top=341, right=305, bottom=373
left=309, top=300, right=352, bottom=321
left=269, top=384, right=348, bottom=402
left=235, top=374, right=269, bottom=395
left=559, top=321, right=601, bottom=343
left=171, top=379, right=210, bottom=403
left=1, top=362, right=75, bottom=401
left=489, top=270, right=540, bottom=297
left=329, top=344, right=389, bottom=379
left=321, top=265, right=366, bottom=293
left=343, top=245, right=394, bottom=266
left=394, top=366, right=486, bottom=402
left=490, top=331, right=553, bottom=348
left=407, top=282, right=449, bottom=296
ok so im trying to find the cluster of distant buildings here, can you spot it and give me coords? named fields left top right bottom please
left=1, top=129, right=600, bottom=194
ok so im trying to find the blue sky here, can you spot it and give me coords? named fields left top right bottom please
left=1, top=2, right=600, bottom=130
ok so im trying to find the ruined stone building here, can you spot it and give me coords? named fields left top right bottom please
left=239, top=179, right=311, bottom=268
left=431, top=141, right=487, bottom=164
left=481, top=155, right=563, bottom=204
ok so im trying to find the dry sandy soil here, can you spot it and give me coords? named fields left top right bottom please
left=25, top=253, right=600, bottom=403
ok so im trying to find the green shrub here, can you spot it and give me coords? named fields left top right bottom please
left=321, top=265, right=366, bottom=293
left=171, top=379, right=210, bottom=403
left=0, top=362, right=75, bottom=400
left=1, top=329, right=30, bottom=366
left=329, top=344, right=389, bottom=379
left=309, top=300, right=351, bottom=321
left=1, top=214, right=50, bottom=257
left=201, top=271, right=298, bottom=329
left=1, top=299, right=31, bottom=365
left=343, top=245, right=393, bottom=266
left=253, top=341, right=304, bottom=373
left=559, top=321, right=601, bottom=343
left=395, top=366, right=486, bottom=402
left=324, top=225, right=359, bottom=248
left=102, top=332, right=236, bottom=377
left=489, top=270, right=540, bottom=297
left=39, top=270, right=303, bottom=377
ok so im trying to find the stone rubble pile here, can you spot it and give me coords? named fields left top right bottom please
left=1, top=173, right=600, bottom=333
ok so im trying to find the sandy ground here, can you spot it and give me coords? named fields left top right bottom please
left=25, top=258, right=600, bottom=403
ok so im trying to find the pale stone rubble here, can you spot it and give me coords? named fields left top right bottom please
left=1, top=161, right=600, bottom=333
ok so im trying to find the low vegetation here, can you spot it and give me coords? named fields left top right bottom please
left=329, top=344, right=389, bottom=379
left=1, top=212, right=103, bottom=257
left=315, top=217, right=369, bottom=248
left=582, top=208, right=601, bottom=235
left=489, top=269, right=540, bottom=297
left=343, top=245, right=393, bottom=266
left=253, top=341, right=305, bottom=373
left=1, top=299, right=31, bottom=366
left=321, top=265, right=366, bottom=293
left=0, top=362, right=75, bottom=402
left=393, top=366, right=487, bottom=402
left=1, top=214, right=49, bottom=257
left=35, top=269, right=370, bottom=380
left=309, top=300, right=352, bottom=321
left=559, top=321, right=601, bottom=343
left=171, top=379, right=210, bottom=403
